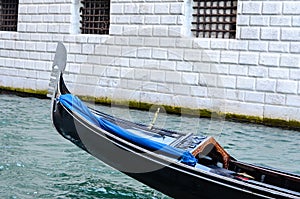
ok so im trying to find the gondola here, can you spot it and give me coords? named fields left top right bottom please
left=50, top=43, right=300, bottom=199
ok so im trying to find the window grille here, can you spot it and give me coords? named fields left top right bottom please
left=192, top=0, right=237, bottom=39
left=0, top=0, right=19, bottom=31
left=80, top=0, right=110, bottom=35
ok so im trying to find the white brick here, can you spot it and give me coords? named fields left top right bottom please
left=124, top=4, right=139, bottom=14
left=250, top=16, right=269, bottom=26
left=174, top=85, right=190, bottom=95
left=153, top=27, right=168, bottom=37
left=290, top=42, right=300, bottom=53
left=194, top=62, right=210, bottom=73
left=111, top=4, right=123, bottom=14
left=144, top=15, right=160, bottom=25
left=152, top=48, right=167, bottom=60
left=129, top=37, right=144, bottom=46
left=220, top=51, right=239, bottom=64
left=226, top=90, right=245, bottom=101
left=281, top=28, right=300, bottom=41
left=289, top=69, right=300, bottom=80
left=183, top=49, right=201, bottom=62
left=108, top=46, right=122, bottom=57
left=139, top=4, right=154, bottom=14
left=242, top=2, right=262, bottom=14
left=18, top=5, right=27, bottom=14
left=60, top=4, right=71, bottom=14
left=256, top=78, right=276, bottom=92
left=27, top=5, right=38, bottom=13
left=280, top=55, right=300, bottom=68
left=114, top=15, right=130, bottom=24
left=123, top=26, right=138, bottom=36
left=175, top=38, right=193, bottom=48
left=228, top=40, right=248, bottom=51
left=80, top=64, right=93, bottom=75
left=191, top=86, right=207, bottom=97
left=207, top=87, right=226, bottom=98
left=121, top=46, right=137, bottom=58
left=262, top=2, right=282, bottom=15
left=239, top=52, right=259, bottom=65
left=166, top=71, right=181, bottom=83
left=168, top=3, right=181, bottom=13
left=283, top=2, right=300, bottom=14
left=199, top=74, right=217, bottom=87
left=182, top=72, right=199, bottom=85
left=82, top=44, right=95, bottom=54
left=249, top=41, right=268, bottom=52
left=277, top=80, right=297, bottom=94
left=129, top=58, right=145, bottom=68
left=270, top=16, right=291, bottom=27
left=261, top=28, right=280, bottom=41
left=292, top=16, right=300, bottom=27
left=69, top=44, right=81, bottom=54
left=210, top=64, right=228, bottom=74
left=130, top=15, right=144, bottom=24
left=134, top=68, right=149, bottom=80
left=269, top=68, right=289, bottom=79
left=265, top=93, right=285, bottom=105
left=154, top=4, right=169, bottom=14
left=116, top=57, right=130, bottom=68
left=286, top=95, right=300, bottom=107
left=229, top=65, right=248, bottom=76
left=226, top=101, right=264, bottom=117
left=240, top=27, right=260, bottom=40
left=217, top=75, right=236, bottom=89
left=137, top=48, right=151, bottom=58
left=160, top=60, right=176, bottom=71
left=236, top=15, right=249, bottom=26
left=114, top=37, right=129, bottom=46
left=177, top=15, right=184, bottom=26
left=139, top=28, right=153, bottom=37
left=245, top=91, right=264, bottom=103
left=193, top=39, right=210, bottom=49
left=106, top=67, right=120, bottom=78
left=144, top=37, right=159, bottom=47
left=259, top=53, right=280, bottom=67
left=289, top=107, right=300, bottom=121
left=75, top=55, right=88, bottom=63
left=202, top=50, right=220, bottom=63
left=237, top=77, right=255, bottom=90
left=176, top=61, right=193, bottom=71
left=168, top=26, right=182, bottom=37
left=48, top=5, right=60, bottom=14
left=37, top=71, right=50, bottom=80
left=120, top=68, right=133, bottom=79
left=264, top=105, right=289, bottom=120
left=159, top=38, right=176, bottom=48
left=161, top=16, right=177, bottom=25
left=210, top=40, right=228, bottom=50
left=168, top=49, right=184, bottom=61
left=269, top=42, right=289, bottom=53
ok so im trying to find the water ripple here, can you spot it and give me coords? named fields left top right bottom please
left=0, top=94, right=299, bottom=198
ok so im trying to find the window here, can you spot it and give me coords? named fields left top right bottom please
left=80, top=0, right=110, bottom=35
left=192, top=0, right=237, bottom=39
left=0, top=0, right=19, bottom=31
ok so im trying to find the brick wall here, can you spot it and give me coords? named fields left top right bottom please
left=0, top=0, right=300, bottom=123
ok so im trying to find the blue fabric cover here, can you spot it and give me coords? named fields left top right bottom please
left=58, top=94, right=197, bottom=167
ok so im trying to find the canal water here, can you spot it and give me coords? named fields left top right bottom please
left=0, top=94, right=299, bottom=199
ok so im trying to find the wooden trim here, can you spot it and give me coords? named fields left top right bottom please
left=192, top=136, right=231, bottom=169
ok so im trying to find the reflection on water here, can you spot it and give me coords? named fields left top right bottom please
left=0, top=94, right=299, bottom=198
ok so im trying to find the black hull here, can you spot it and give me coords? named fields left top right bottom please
left=51, top=77, right=298, bottom=199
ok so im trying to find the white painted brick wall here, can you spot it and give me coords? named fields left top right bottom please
left=1, top=0, right=300, bottom=123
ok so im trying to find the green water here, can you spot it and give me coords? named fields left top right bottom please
left=0, top=94, right=299, bottom=198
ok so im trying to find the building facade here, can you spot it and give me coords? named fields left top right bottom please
left=0, top=0, right=300, bottom=124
